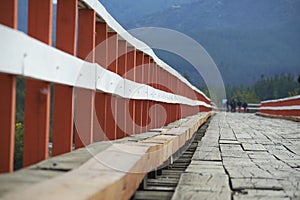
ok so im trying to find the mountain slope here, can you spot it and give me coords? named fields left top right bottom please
left=122, top=0, right=300, bottom=86
left=98, top=0, right=199, bottom=24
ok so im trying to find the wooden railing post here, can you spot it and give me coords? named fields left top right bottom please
left=105, top=32, right=118, bottom=140
left=135, top=51, right=144, bottom=134
left=94, top=22, right=107, bottom=142
left=126, top=47, right=136, bottom=135
left=154, top=64, right=159, bottom=127
left=116, top=40, right=127, bottom=138
left=52, top=0, right=77, bottom=156
left=0, top=0, right=17, bottom=173
left=23, top=0, right=52, bottom=167
left=75, top=9, right=96, bottom=148
left=143, top=55, right=150, bottom=132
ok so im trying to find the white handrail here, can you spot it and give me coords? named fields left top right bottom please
left=0, top=24, right=211, bottom=108
left=261, top=95, right=300, bottom=104
left=80, top=0, right=211, bottom=102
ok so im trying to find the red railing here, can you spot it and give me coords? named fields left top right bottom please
left=0, top=0, right=211, bottom=173
left=259, top=95, right=300, bottom=116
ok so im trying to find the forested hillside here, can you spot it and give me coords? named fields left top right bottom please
left=100, top=0, right=300, bottom=86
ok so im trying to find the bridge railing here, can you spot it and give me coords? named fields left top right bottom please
left=0, top=0, right=211, bottom=173
left=258, top=95, right=300, bottom=117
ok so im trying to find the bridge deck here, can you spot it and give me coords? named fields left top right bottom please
left=172, top=113, right=300, bottom=200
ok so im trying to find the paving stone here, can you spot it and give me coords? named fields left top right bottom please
left=224, top=166, right=273, bottom=179
left=219, top=140, right=241, bottom=144
left=172, top=190, right=231, bottom=200
left=192, top=150, right=222, bottom=161
left=241, top=143, right=266, bottom=151
left=177, top=173, right=231, bottom=192
left=231, top=178, right=283, bottom=190
left=220, top=128, right=236, bottom=140
left=189, top=160, right=223, bottom=166
left=185, top=165, right=226, bottom=175
left=247, top=152, right=275, bottom=159
left=233, top=189, right=290, bottom=200
left=173, top=113, right=300, bottom=200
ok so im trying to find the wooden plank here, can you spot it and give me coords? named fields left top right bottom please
left=0, top=112, right=212, bottom=199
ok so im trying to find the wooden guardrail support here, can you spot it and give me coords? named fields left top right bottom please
left=0, top=0, right=212, bottom=173
left=0, top=0, right=17, bottom=173
left=75, top=9, right=96, bottom=149
left=23, top=0, right=52, bottom=167
left=94, top=22, right=108, bottom=142
left=52, top=0, right=77, bottom=157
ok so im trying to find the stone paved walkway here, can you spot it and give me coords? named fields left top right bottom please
left=172, top=113, right=300, bottom=200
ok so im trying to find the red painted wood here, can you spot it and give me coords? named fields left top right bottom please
left=126, top=47, right=136, bottom=135
left=23, top=0, right=52, bottom=167
left=75, top=9, right=95, bottom=148
left=94, top=22, right=108, bottom=142
left=154, top=64, right=159, bottom=127
left=135, top=51, right=144, bottom=133
left=52, top=0, right=77, bottom=157
left=142, top=55, right=150, bottom=132
left=0, top=0, right=17, bottom=173
left=262, top=98, right=300, bottom=107
left=0, top=0, right=17, bottom=28
left=148, top=59, right=155, bottom=129
left=260, top=96, right=300, bottom=117
left=103, top=32, right=119, bottom=140
left=0, top=74, right=16, bottom=173
left=107, top=32, right=118, bottom=73
left=116, top=40, right=127, bottom=138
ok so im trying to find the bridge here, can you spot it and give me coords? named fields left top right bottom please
left=0, top=0, right=299, bottom=199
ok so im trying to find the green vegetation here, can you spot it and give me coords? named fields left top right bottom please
left=225, top=73, right=299, bottom=103
left=14, top=78, right=25, bottom=170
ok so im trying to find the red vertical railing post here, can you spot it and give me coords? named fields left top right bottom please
left=135, top=51, right=144, bottom=134
left=117, top=40, right=127, bottom=138
left=155, top=64, right=159, bottom=128
left=105, top=32, right=118, bottom=140
left=170, top=75, right=175, bottom=123
left=75, top=9, right=96, bottom=148
left=52, top=0, right=77, bottom=156
left=167, top=73, right=172, bottom=125
left=0, top=0, right=17, bottom=173
left=23, top=0, right=52, bottom=167
left=177, top=79, right=181, bottom=119
left=150, top=62, right=155, bottom=128
left=126, top=47, right=136, bottom=135
left=94, top=22, right=108, bottom=142
left=142, top=55, right=150, bottom=132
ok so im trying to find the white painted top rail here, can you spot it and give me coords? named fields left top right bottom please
left=259, top=105, right=300, bottom=111
left=80, top=0, right=210, bottom=102
left=0, top=25, right=211, bottom=108
left=261, top=95, right=300, bottom=104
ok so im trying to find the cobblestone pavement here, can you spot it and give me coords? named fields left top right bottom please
left=172, top=113, right=300, bottom=200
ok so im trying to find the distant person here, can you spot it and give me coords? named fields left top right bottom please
left=298, top=73, right=300, bottom=84
left=237, top=99, right=242, bottom=113
left=243, top=102, right=248, bottom=113
left=231, top=98, right=236, bottom=112
left=226, top=99, right=230, bottom=112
